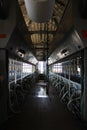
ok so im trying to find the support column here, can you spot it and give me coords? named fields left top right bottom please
left=49, top=65, right=52, bottom=73
left=32, top=65, right=35, bottom=73
left=0, top=49, right=8, bottom=125
left=46, top=22, right=49, bottom=80
left=82, top=48, right=87, bottom=121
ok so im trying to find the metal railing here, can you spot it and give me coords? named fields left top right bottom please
left=49, top=72, right=81, bottom=117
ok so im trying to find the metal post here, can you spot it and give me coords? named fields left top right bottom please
left=80, top=50, right=84, bottom=119
left=14, top=60, right=17, bottom=84
left=81, top=48, right=87, bottom=121
left=21, top=62, right=23, bottom=83
left=68, top=61, right=71, bottom=98
left=0, top=49, right=8, bottom=125
left=45, top=22, right=49, bottom=95
left=46, top=22, right=49, bottom=81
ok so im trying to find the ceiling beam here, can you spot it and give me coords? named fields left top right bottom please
left=35, top=47, right=49, bottom=49
left=29, top=30, right=56, bottom=35
left=29, top=30, right=66, bottom=35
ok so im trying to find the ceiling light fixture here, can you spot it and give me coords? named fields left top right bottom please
left=24, top=0, right=55, bottom=23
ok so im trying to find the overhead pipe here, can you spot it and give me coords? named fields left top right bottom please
left=24, top=0, right=55, bottom=23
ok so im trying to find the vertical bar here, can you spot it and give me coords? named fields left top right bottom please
left=68, top=61, right=71, bottom=98
left=0, top=49, right=8, bottom=125
left=46, top=22, right=49, bottom=81
left=21, top=62, right=23, bottom=83
left=80, top=49, right=85, bottom=120
left=14, top=60, right=17, bottom=84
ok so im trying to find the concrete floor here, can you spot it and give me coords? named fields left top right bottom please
left=0, top=81, right=87, bottom=130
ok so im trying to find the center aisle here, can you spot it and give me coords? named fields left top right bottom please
left=0, top=81, right=86, bottom=130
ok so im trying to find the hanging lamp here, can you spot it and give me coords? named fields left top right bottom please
left=24, top=0, right=55, bottom=23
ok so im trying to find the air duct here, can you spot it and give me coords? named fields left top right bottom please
left=24, top=0, right=55, bottom=23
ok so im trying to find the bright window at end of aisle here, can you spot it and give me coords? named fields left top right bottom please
left=38, top=61, right=44, bottom=74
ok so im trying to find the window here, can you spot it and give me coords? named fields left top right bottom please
left=38, top=61, right=44, bottom=74
left=23, top=63, right=32, bottom=74
left=52, top=63, right=62, bottom=73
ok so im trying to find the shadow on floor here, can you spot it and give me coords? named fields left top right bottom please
left=0, top=81, right=87, bottom=130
